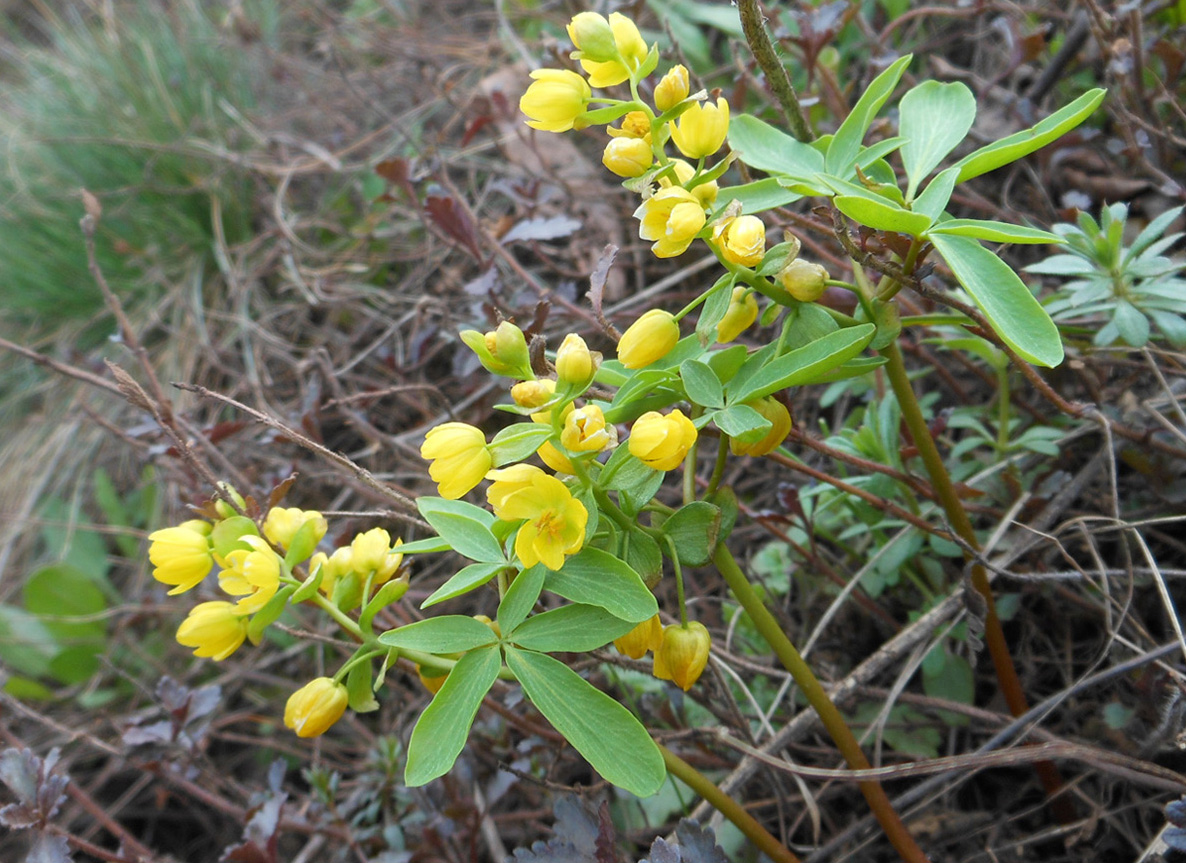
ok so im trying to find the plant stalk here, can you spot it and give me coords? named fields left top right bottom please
left=712, top=546, right=929, bottom=863
left=658, top=744, right=801, bottom=863
left=736, top=0, right=813, bottom=142
left=879, top=340, right=1075, bottom=822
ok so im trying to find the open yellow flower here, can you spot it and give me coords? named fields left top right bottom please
left=669, top=97, right=729, bottom=159
left=218, top=535, right=281, bottom=615
left=561, top=405, right=617, bottom=453
left=520, top=69, right=591, bottom=133
left=715, top=286, right=760, bottom=344
left=617, top=309, right=680, bottom=369
left=635, top=187, right=706, bottom=259
left=284, top=677, right=349, bottom=738
left=421, top=422, right=492, bottom=499
left=607, top=110, right=651, bottom=139
left=573, top=12, right=648, bottom=87
left=487, top=466, right=587, bottom=570
left=660, top=159, right=718, bottom=208
left=628, top=409, right=698, bottom=471
left=148, top=520, right=213, bottom=595
left=653, top=621, right=711, bottom=690
left=176, top=601, right=248, bottom=661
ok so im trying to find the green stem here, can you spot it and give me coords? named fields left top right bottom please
left=666, top=536, right=689, bottom=627
left=735, top=0, right=812, bottom=142
left=705, top=434, right=730, bottom=495
left=659, top=744, right=801, bottom=863
left=311, top=593, right=365, bottom=642
left=712, top=545, right=928, bottom=863
left=333, top=646, right=384, bottom=683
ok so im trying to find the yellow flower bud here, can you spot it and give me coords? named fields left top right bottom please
left=607, top=110, right=651, bottom=139
left=614, top=613, right=663, bottom=659
left=350, top=527, right=393, bottom=575
left=669, top=97, right=729, bottom=159
left=715, top=286, right=760, bottom=344
left=654, top=65, right=690, bottom=113
left=566, top=11, right=617, bottom=63
left=537, top=440, right=576, bottom=475
left=778, top=259, right=829, bottom=303
left=602, top=137, right=653, bottom=178
left=176, top=601, right=248, bottom=661
left=555, top=333, right=599, bottom=390
left=560, top=405, right=617, bottom=453
left=418, top=665, right=449, bottom=695
left=284, top=677, right=349, bottom=738
left=148, top=521, right=214, bottom=595
left=218, top=536, right=282, bottom=615
left=617, top=309, right=680, bottom=369
left=635, top=187, right=706, bottom=259
left=628, top=409, right=697, bottom=472
left=520, top=69, right=591, bottom=133
left=653, top=621, right=711, bottom=690
left=373, top=538, right=405, bottom=585
left=714, top=215, right=766, bottom=268
left=309, top=546, right=354, bottom=599
left=212, top=483, right=246, bottom=519
left=460, top=321, right=532, bottom=379
left=473, top=614, right=503, bottom=639
left=263, top=507, right=327, bottom=551
left=511, top=378, right=556, bottom=411
left=420, top=423, right=493, bottom=499
left=729, top=397, right=792, bottom=456
left=575, top=12, right=648, bottom=88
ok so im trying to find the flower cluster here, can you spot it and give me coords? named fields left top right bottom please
left=147, top=491, right=408, bottom=736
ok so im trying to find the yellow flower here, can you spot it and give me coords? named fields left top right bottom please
left=487, top=466, right=587, bottom=570
left=176, top=601, right=248, bottom=661
left=263, top=507, right=327, bottom=551
left=714, top=215, right=766, bottom=268
left=350, top=527, right=393, bottom=574
left=219, top=535, right=282, bottom=615
left=420, top=422, right=492, bottom=499
left=148, top=520, right=214, bottom=595
left=614, top=613, right=663, bottom=659
left=308, top=547, right=355, bottom=599
left=716, top=286, right=760, bottom=344
left=669, top=97, right=729, bottom=159
left=778, top=258, right=829, bottom=303
left=635, top=187, right=706, bottom=259
left=574, top=12, right=648, bottom=88
left=652, top=621, right=711, bottom=690
left=602, top=137, right=653, bottom=178
left=560, top=405, right=617, bottom=453
left=418, top=665, right=449, bottom=695
left=617, top=309, right=680, bottom=369
left=607, top=110, right=651, bottom=139
left=460, top=321, right=532, bottom=379
left=284, top=677, right=349, bottom=738
left=628, top=409, right=698, bottom=471
left=730, top=397, right=792, bottom=456
left=374, top=539, right=405, bottom=585
left=520, top=69, right=591, bottom=133
left=660, top=159, right=718, bottom=208
left=555, top=333, right=599, bottom=390
left=654, top=64, right=690, bottom=112
left=566, top=11, right=617, bottom=63
left=538, top=440, right=576, bottom=475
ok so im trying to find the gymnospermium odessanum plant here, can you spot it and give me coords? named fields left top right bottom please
left=1028, top=202, right=1186, bottom=349
left=145, top=11, right=1105, bottom=860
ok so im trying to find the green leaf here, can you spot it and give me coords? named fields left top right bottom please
left=713, top=404, right=771, bottom=442
left=498, top=564, right=545, bottom=633
left=680, top=360, right=724, bottom=408
left=405, top=646, right=501, bottom=786
left=22, top=563, right=107, bottom=684
left=727, top=114, right=825, bottom=178
left=910, top=167, right=958, bottom=222
left=0, top=607, right=56, bottom=677
left=505, top=647, right=665, bottom=796
left=291, top=563, right=325, bottom=603
left=660, top=502, right=721, bottom=566
left=728, top=324, right=876, bottom=402
left=600, top=445, right=661, bottom=496
left=510, top=604, right=637, bottom=652
left=694, top=273, right=736, bottom=343
left=421, top=562, right=506, bottom=608
left=928, top=219, right=1063, bottom=244
left=246, top=585, right=295, bottom=645
left=546, top=548, right=658, bottom=623
left=360, top=578, right=410, bottom=634
left=489, top=423, right=553, bottom=466
left=705, top=344, right=750, bottom=383
left=417, top=498, right=505, bottom=563
left=709, top=178, right=802, bottom=217
left=210, top=516, right=259, bottom=560
left=347, top=656, right=380, bottom=713
left=377, top=615, right=499, bottom=653
left=621, top=529, right=663, bottom=589
left=826, top=55, right=913, bottom=175
left=929, top=233, right=1064, bottom=367
left=392, top=536, right=453, bottom=555
left=953, top=89, right=1106, bottom=182
left=834, top=195, right=933, bottom=236
left=1112, top=301, right=1151, bottom=346
left=898, top=81, right=976, bottom=199
left=283, top=519, right=322, bottom=568
left=705, top=487, right=739, bottom=543
left=922, top=649, right=974, bottom=726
